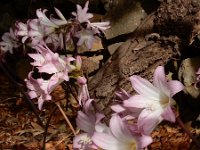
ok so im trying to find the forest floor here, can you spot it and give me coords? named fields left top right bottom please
left=0, top=72, right=199, bottom=150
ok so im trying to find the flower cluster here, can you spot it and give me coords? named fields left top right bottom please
left=0, top=1, right=187, bottom=149
left=0, top=1, right=110, bottom=110
left=0, top=28, right=19, bottom=54
left=0, top=1, right=109, bottom=55
left=25, top=43, right=83, bottom=110
left=113, top=66, right=184, bottom=134
left=73, top=66, right=184, bottom=150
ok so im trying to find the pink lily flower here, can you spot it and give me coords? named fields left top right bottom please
left=76, top=29, right=96, bottom=50
left=0, top=28, right=19, bottom=54
left=92, top=115, right=152, bottom=150
left=123, top=66, right=184, bottom=134
left=37, top=7, right=68, bottom=27
left=29, top=8, right=68, bottom=46
left=50, top=8, right=68, bottom=26
left=29, top=44, right=78, bottom=93
left=88, top=21, right=110, bottom=34
left=29, top=44, right=75, bottom=75
left=15, top=21, right=28, bottom=43
left=76, top=99, right=104, bottom=135
left=36, top=8, right=58, bottom=28
left=77, top=76, right=90, bottom=106
left=25, top=71, right=66, bottom=110
left=28, top=19, right=45, bottom=45
left=72, top=1, right=93, bottom=23
left=111, top=88, right=131, bottom=114
left=73, top=99, right=104, bottom=149
left=111, top=88, right=142, bottom=121
left=25, top=72, right=52, bottom=110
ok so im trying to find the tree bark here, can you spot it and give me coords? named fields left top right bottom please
left=88, top=0, right=200, bottom=116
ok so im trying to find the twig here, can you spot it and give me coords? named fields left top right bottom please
left=0, top=97, right=19, bottom=103
left=56, top=102, right=76, bottom=136
left=54, top=134, right=72, bottom=148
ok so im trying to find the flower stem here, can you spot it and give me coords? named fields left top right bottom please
left=176, top=116, right=200, bottom=148
left=56, top=102, right=76, bottom=136
left=42, top=106, right=57, bottom=150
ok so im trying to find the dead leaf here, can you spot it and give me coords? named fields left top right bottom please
left=81, top=55, right=103, bottom=75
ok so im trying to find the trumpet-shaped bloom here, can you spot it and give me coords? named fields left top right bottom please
left=50, top=8, right=68, bottom=26
left=111, top=88, right=131, bottom=114
left=36, top=9, right=58, bottom=28
left=25, top=72, right=52, bottom=110
left=29, top=8, right=68, bottom=46
left=77, top=76, right=90, bottom=106
left=92, top=115, right=152, bottom=150
left=28, top=19, right=45, bottom=45
left=37, top=7, right=68, bottom=27
left=73, top=99, right=104, bottom=150
left=29, top=44, right=79, bottom=92
left=29, top=43, right=75, bottom=75
left=25, top=71, right=67, bottom=110
left=72, top=1, right=93, bottom=23
left=76, top=99, right=104, bottom=135
left=88, top=21, right=110, bottom=34
left=15, top=21, right=28, bottom=43
left=111, top=88, right=142, bottom=121
left=123, top=66, right=184, bottom=135
left=0, top=28, right=19, bottom=54
left=76, top=29, right=96, bottom=50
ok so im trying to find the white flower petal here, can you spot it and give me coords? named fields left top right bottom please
left=111, top=104, right=126, bottom=113
left=92, top=132, right=128, bottom=150
left=130, top=75, right=160, bottom=99
left=110, top=115, right=132, bottom=142
left=123, top=95, right=152, bottom=108
left=153, top=66, right=170, bottom=96
left=76, top=111, right=95, bottom=134
left=138, top=109, right=163, bottom=135
left=54, top=7, right=66, bottom=21
left=136, top=134, right=153, bottom=149
left=161, top=105, right=176, bottom=122
left=168, top=80, right=184, bottom=97
left=95, top=123, right=110, bottom=133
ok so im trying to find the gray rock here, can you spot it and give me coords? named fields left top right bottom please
left=178, top=57, right=200, bottom=98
